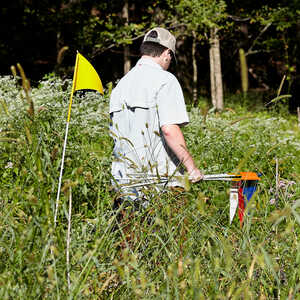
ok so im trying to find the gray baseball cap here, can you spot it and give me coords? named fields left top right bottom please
left=143, top=27, right=176, bottom=61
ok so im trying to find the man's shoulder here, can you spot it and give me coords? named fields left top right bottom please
left=140, top=65, right=177, bottom=84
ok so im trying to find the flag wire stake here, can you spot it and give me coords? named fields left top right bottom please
left=54, top=121, right=70, bottom=224
left=67, top=186, right=72, bottom=292
left=54, top=52, right=79, bottom=225
left=275, top=157, right=279, bottom=204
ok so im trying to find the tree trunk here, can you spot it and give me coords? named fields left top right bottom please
left=122, top=0, right=131, bottom=74
left=239, top=48, right=249, bottom=94
left=209, top=35, right=217, bottom=108
left=192, top=31, right=198, bottom=106
left=209, top=27, right=224, bottom=111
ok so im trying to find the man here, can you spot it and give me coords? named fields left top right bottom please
left=109, top=27, right=203, bottom=202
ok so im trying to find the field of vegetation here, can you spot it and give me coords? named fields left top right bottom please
left=0, top=74, right=300, bottom=299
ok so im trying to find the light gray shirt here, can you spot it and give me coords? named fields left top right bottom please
left=109, top=57, right=189, bottom=188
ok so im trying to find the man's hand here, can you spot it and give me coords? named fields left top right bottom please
left=188, top=168, right=204, bottom=183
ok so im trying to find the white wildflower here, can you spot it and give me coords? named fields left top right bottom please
left=5, top=162, right=13, bottom=169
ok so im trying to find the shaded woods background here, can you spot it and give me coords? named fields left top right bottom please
left=1, top=0, right=299, bottom=110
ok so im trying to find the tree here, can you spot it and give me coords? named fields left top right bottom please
left=1, top=0, right=298, bottom=110
left=225, top=0, right=299, bottom=109
left=169, top=0, right=227, bottom=109
left=209, top=26, right=224, bottom=110
left=122, top=0, right=131, bottom=74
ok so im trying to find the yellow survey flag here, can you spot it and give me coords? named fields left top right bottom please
left=67, top=51, right=103, bottom=122
left=72, top=52, right=103, bottom=94
left=55, top=52, right=104, bottom=224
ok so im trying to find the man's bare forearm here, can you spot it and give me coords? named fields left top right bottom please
left=161, top=124, right=197, bottom=173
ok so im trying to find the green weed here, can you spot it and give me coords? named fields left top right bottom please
left=0, top=75, right=299, bottom=299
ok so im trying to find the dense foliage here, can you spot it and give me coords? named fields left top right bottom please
left=0, top=76, right=299, bottom=298
left=1, top=1, right=299, bottom=108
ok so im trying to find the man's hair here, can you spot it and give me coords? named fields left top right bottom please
left=140, top=30, right=167, bottom=57
left=140, top=42, right=167, bottom=57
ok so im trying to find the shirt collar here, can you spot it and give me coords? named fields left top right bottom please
left=136, top=57, right=163, bottom=70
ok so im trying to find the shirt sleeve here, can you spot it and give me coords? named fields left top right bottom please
left=157, top=76, right=189, bottom=127
left=109, top=86, right=122, bottom=113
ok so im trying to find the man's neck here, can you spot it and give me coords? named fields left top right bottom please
left=141, top=55, right=164, bottom=69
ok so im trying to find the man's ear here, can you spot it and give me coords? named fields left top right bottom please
left=162, top=49, right=169, bottom=58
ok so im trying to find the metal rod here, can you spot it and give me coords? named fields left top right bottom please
left=54, top=121, right=70, bottom=225
left=114, top=173, right=244, bottom=189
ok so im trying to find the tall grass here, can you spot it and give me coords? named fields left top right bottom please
left=0, top=74, right=300, bottom=299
